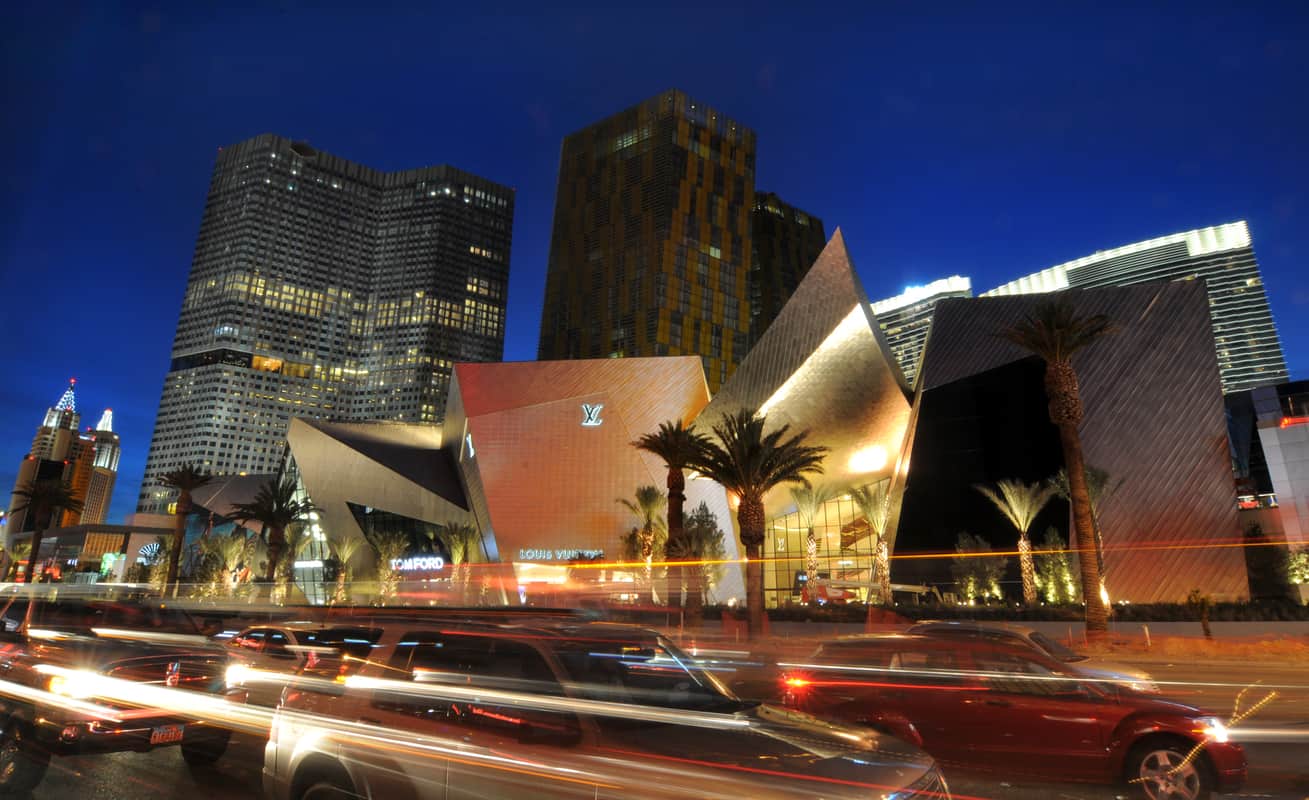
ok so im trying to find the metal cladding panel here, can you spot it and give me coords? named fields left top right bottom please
left=907, top=281, right=1248, bottom=602
left=448, top=357, right=715, bottom=565
left=702, top=230, right=914, bottom=520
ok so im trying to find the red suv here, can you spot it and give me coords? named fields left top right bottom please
left=781, top=634, right=1244, bottom=800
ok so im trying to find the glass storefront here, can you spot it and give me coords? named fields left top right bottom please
left=762, top=494, right=879, bottom=608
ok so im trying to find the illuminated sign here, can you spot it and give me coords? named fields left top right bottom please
left=518, top=548, right=604, bottom=561
left=465, top=433, right=475, bottom=457
left=390, top=556, right=446, bottom=572
left=580, top=403, right=604, bottom=427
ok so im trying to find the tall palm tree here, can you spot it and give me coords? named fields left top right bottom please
left=230, top=477, right=319, bottom=587
left=790, top=483, right=837, bottom=599
left=158, top=464, right=212, bottom=595
left=975, top=479, right=1057, bottom=605
left=1000, top=298, right=1114, bottom=635
left=618, top=486, right=667, bottom=603
left=325, top=531, right=364, bottom=605
left=12, top=478, right=83, bottom=584
left=633, top=419, right=711, bottom=623
left=691, top=409, right=828, bottom=637
left=435, top=521, right=480, bottom=604
left=1050, top=465, right=1121, bottom=588
left=849, top=480, right=893, bottom=605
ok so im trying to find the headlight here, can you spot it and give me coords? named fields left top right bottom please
left=225, top=663, right=253, bottom=689
left=1198, top=716, right=1229, bottom=743
left=46, top=672, right=96, bottom=699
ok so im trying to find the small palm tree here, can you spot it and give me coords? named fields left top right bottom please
left=435, top=521, right=480, bottom=604
left=790, top=483, right=837, bottom=599
left=618, top=486, right=667, bottom=603
left=975, top=479, right=1057, bottom=605
left=633, top=419, right=712, bottom=623
left=5, top=542, right=32, bottom=582
left=325, top=531, right=365, bottom=605
left=277, top=522, right=316, bottom=603
left=230, top=477, right=319, bottom=590
left=157, top=464, right=212, bottom=595
left=200, top=531, right=249, bottom=597
left=849, top=480, right=893, bottom=605
left=691, top=409, right=828, bottom=637
left=12, top=479, right=84, bottom=584
left=1000, top=298, right=1114, bottom=635
left=364, top=527, right=409, bottom=604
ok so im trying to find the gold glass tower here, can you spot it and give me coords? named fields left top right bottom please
left=537, top=90, right=757, bottom=390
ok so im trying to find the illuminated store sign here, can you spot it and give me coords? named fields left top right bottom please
left=390, top=556, right=446, bottom=572
left=518, top=548, right=604, bottom=561
left=580, top=403, right=604, bottom=426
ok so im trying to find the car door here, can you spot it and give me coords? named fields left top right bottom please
left=959, top=648, right=1110, bottom=781
left=255, top=629, right=302, bottom=706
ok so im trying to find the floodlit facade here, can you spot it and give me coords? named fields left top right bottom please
left=1249, top=381, right=1309, bottom=549
left=984, top=221, right=1288, bottom=394
left=139, top=134, right=514, bottom=513
left=870, top=276, right=972, bottom=388
left=537, top=90, right=757, bottom=391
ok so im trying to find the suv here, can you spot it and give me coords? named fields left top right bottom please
left=904, top=620, right=1159, bottom=692
left=782, top=634, right=1244, bottom=800
left=0, top=594, right=234, bottom=795
left=265, top=616, right=950, bottom=799
left=224, top=622, right=384, bottom=707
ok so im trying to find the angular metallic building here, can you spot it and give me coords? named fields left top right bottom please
left=139, top=134, right=513, bottom=513
left=984, top=221, right=1288, bottom=394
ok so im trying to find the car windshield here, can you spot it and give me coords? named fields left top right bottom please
left=33, top=602, right=202, bottom=636
left=1028, top=631, right=1087, bottom=663
left=552, top=634, right=746, bottom=715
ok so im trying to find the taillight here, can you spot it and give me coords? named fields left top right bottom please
left=781, top=674, right=810, bottom=706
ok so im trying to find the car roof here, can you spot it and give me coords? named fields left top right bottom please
left=821, top=632, right=1053, bottom=660
left=907, top=620, right=1036, bottom=635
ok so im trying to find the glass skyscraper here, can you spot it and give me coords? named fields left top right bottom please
left=537, top=90, right=757, bottom=391
left=750, top=192, right=827, bottom=347
left=138, top=134, right=513, bottom=513
left=984, top=221, right=1287, bottom=394
left=870, top=276, right=973, bottom=388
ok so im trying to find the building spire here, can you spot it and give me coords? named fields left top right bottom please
left=96, top=408, right=113, bottom=432
left=55, top=378, right=77, bottom=413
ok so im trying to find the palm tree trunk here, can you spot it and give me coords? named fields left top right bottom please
left=667, top=468, right=686, bottom=618
left=1058, top=423, right=1109, bottom=635
left=334, top=568, right=348, bottom=604
left=739, top=496, right=766, bottom=639
left=165, top=492, right=189, bottom=594
left=23, top=530, right=44, bottom=584
left=640, top=522, right=655, bottom=605
left=1018, top=533, right=1038, bottom=605
left=875, top=537, right=893, bottom=605
left=805, top=527, right=818, bottom=598
left=685, top=556, right=703, bottom=629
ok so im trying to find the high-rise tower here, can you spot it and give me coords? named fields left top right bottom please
left=138, top=134, right=514, bottom=513
left=984, top=221, right=1287, bottom=394
left=870, top=276, right=973, bottom=388
left=537, top=90, right=757, bottom=390
left=749, top=192, right=826, bottom=346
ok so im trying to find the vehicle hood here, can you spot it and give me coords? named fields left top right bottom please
left=1074, top=658, right=1157, bottom=688
left=1109, top=690, right=1208, bottom=718
left=27, top=631, right=226, bottom=668
left=599, top=703, right=936, bottom=788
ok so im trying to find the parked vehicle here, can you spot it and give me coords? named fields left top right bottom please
left=265, top=617, right=950, bottom=799
left=904, top=620, right=1160, bottom=692
left=0, top=594, right=234, bottom=795
left=224, top=622, right=384, bottom=707
left=782, top=633, right=1243, bottom=800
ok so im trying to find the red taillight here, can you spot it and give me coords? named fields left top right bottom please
left=784, top=677, right=811, bottom=689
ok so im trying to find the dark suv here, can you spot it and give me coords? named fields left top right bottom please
left=782, top=633, right=1245, bottom=800
left=265, top=616, right=950, bottom=799
left=0, top=594, right=234, bottom=795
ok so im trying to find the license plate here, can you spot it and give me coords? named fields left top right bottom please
left=150, top=724, right=185, bottom=745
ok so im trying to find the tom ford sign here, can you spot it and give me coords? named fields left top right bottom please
left=390, top=556, right=446, bottom=572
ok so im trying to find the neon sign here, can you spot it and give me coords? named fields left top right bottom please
left=581, top=403, right=604, bottom=426
left=390, top=556, right=446, bottom=572
left=518, top=548, right=604, bottom=561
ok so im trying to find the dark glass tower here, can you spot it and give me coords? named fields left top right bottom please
left=749, top=192, right=826, bottom=346
left=537, top=90, right=757, bottom=390
left=138, top=134, right=513, bottom=513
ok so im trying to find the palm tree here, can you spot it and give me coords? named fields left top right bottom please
left=633, top=419, right=712, bottom=623
left=435, top=521, right=480, bottom=604
left=975, top=479, right=1057, bottom=605
left=277, top=522, right=316, bottom=603
left=364, top=527, right=408, bottom=604
left=618, top=486, right=667, bottom=603
left=325, top=531, right=365, bottom=605
left=1000, top=298, right=1114, bottom=635
left=12, top=478, right=84, bottom=584
left=849, top=480, right=893, bottom=605
left=5, top=542, right=32, bottom=582
left=790, top=484, right=837, bottom=599
left=691, top=409, right=828, bottom=637
left=157, top=464, right=212, bottom=595
left=199, top=530, right=250, bottom=597
left=1050, top=465, right=1121, bottom=591
left=230, top=477, right=319, bottom=589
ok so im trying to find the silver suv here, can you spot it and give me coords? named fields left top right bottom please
left=263, top=616, right=949, bottom=799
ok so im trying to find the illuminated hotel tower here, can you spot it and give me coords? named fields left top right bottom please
left=138, top=135, right=514, bottom=513
left=870, top=276, right=973, bottom=389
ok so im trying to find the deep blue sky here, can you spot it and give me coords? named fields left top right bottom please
left=2, top=2, right=1306, bottom=525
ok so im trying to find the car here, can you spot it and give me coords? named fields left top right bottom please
left=0, top=594, right=235, bottom=795
left=264, top=615, right=951, bottom=799
left=781, top=633, right=1244, bottom=800
left=223, top=622, right=384, bottom=706
left=904, top=620, right=1160, bottom=692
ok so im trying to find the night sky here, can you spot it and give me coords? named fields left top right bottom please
left=2, top=2, right=1306, bottom=525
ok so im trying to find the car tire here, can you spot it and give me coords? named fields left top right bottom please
left=299, top=779, right=363, bottom=800
left=180, top=729, right=231, bottom=767
left=1126, top=736, right=1214, bottom=800
left=0, top=722, right=50, bottom=796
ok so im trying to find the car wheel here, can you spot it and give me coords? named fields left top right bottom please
left=300, top=780, right=363, bottom=800
left=1127, top=738, right=1213, bottom=800
left=180, top=729, right=231, bottom=767
left=0, top=723, right=50, bottom=795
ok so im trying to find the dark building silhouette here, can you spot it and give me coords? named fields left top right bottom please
left=749, top=192, right=826, bottom=345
